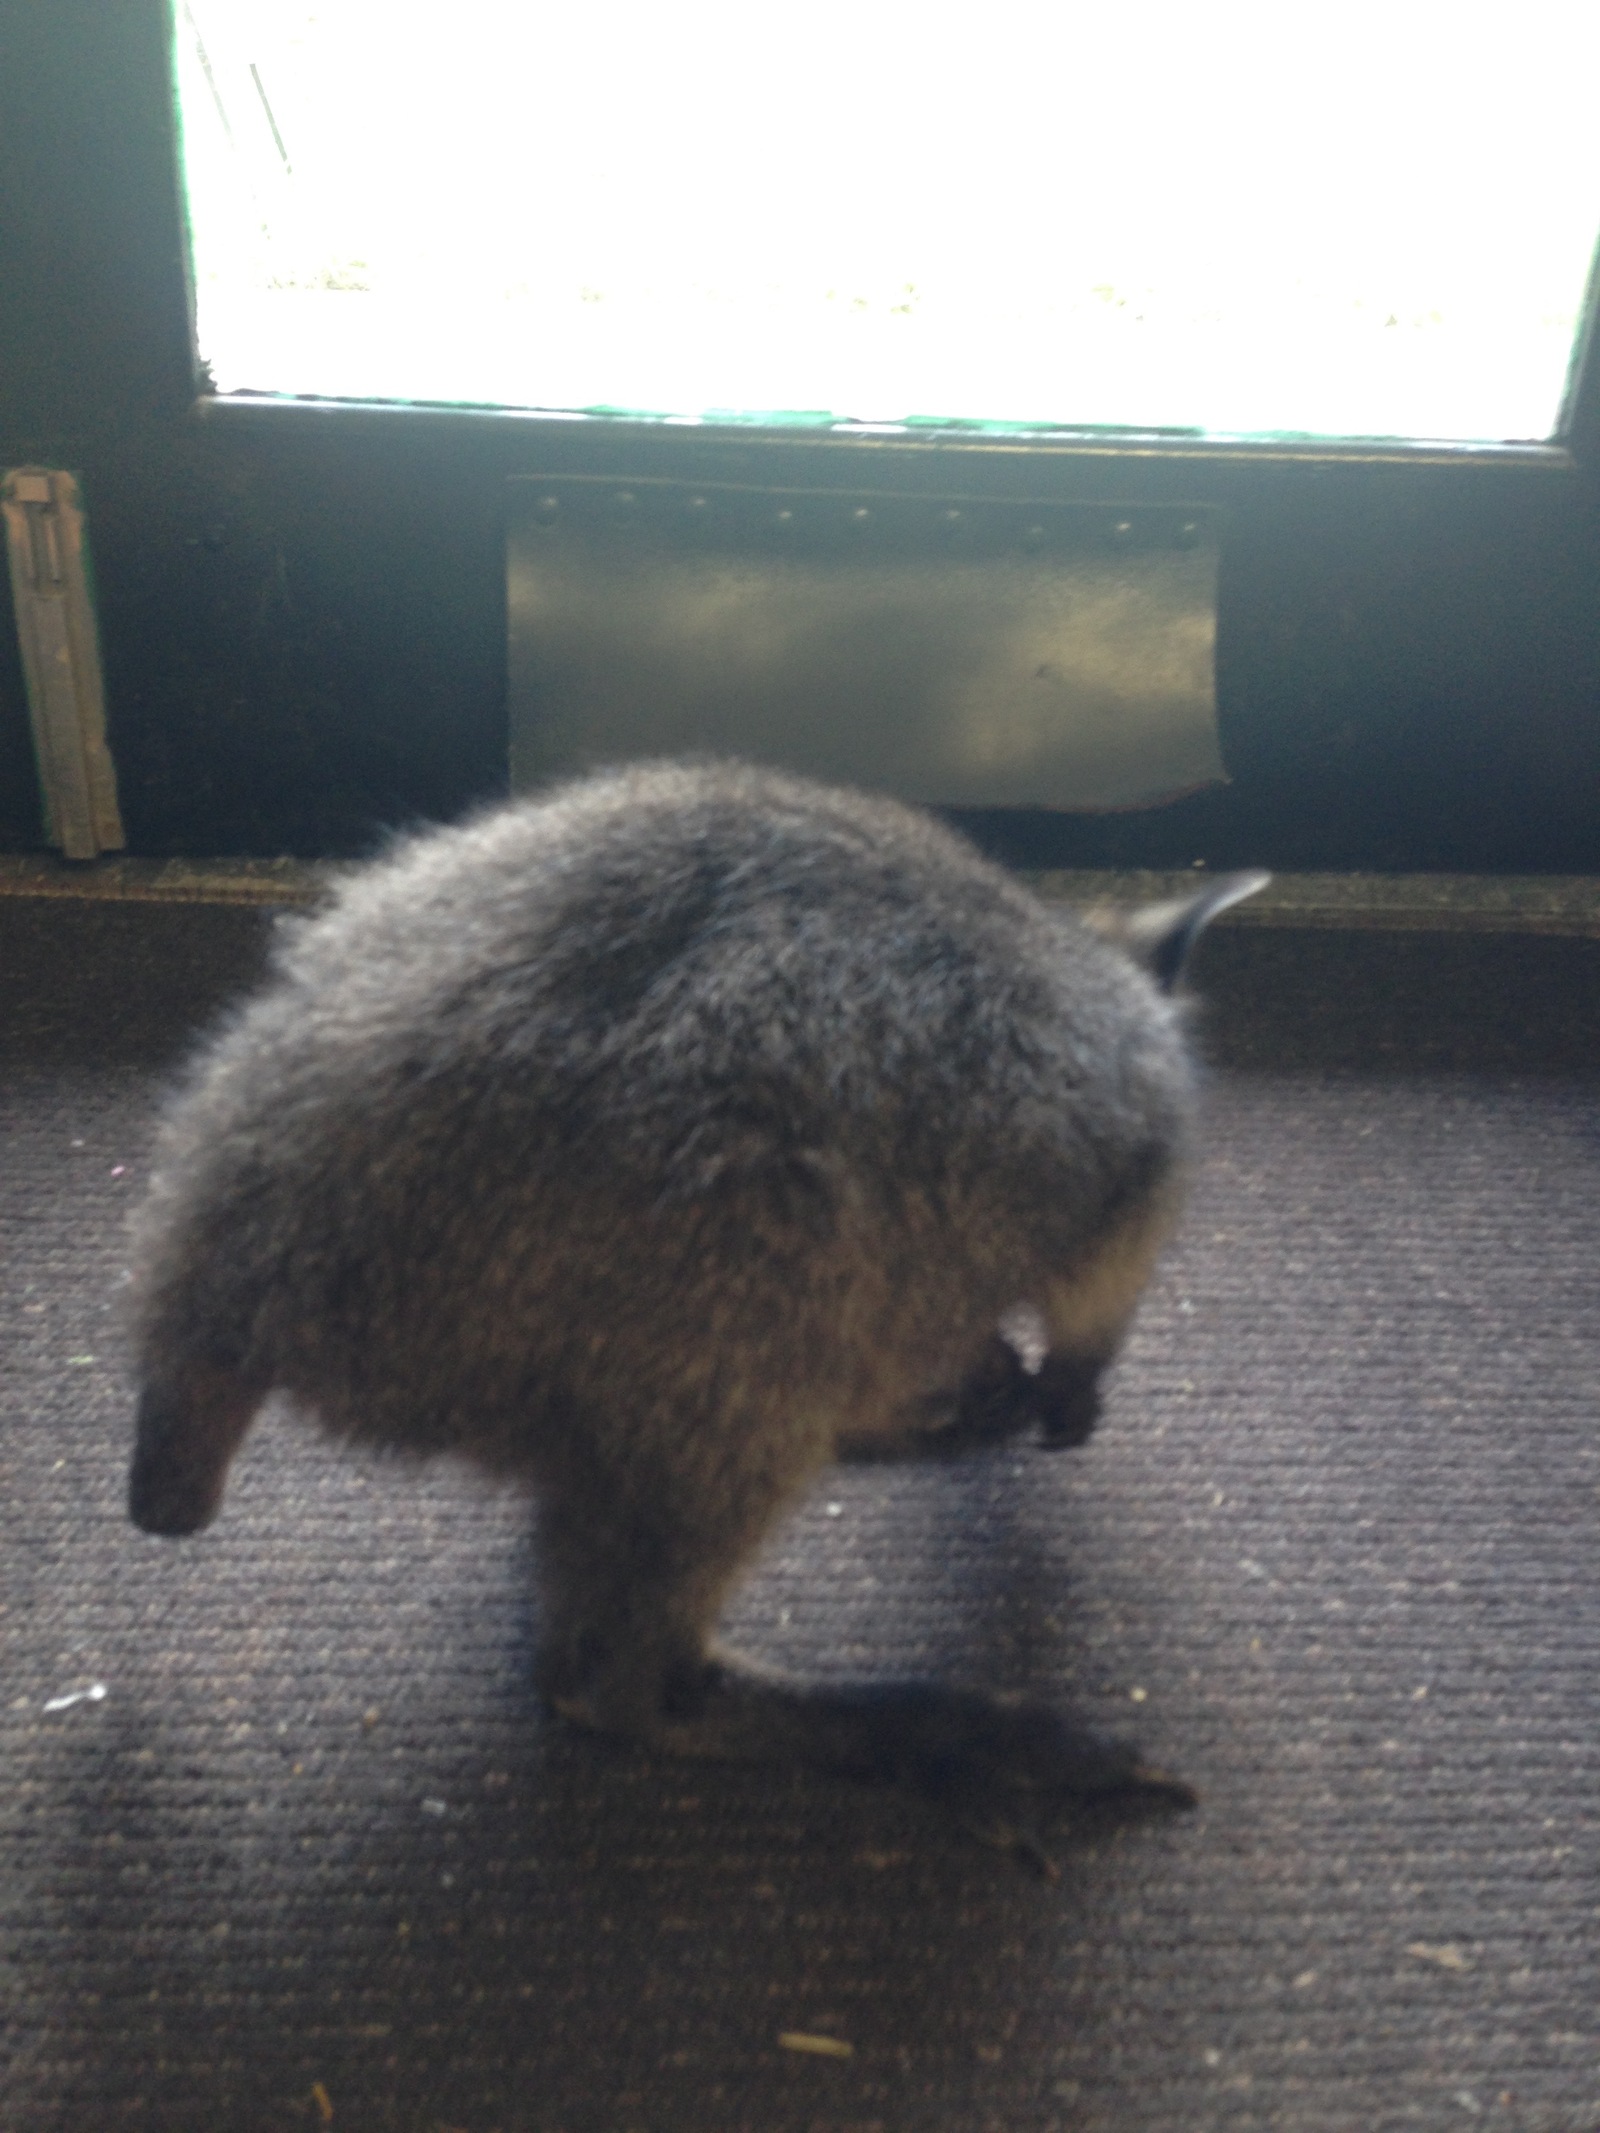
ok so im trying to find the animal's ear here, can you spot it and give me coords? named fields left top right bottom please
left=1087, top=871, right=1270, bottom=993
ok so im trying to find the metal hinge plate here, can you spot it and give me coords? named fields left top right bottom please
left=2, top=468, right=125, bottom=860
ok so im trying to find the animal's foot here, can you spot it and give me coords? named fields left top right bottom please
left=823, top=1682, right=1197, bottom=1873
left=543, top=1648, right=1196, bottom=1875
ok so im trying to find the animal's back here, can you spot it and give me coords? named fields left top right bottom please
left=129, top=758, right=1193, bottom=1475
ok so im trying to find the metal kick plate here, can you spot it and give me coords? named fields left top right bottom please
left=507, top=479, right=1225, bottom=810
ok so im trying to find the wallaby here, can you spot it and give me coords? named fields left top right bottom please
left=126, top=759, right=1264, bottom=1863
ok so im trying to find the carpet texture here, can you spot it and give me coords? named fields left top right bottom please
left=1, top=899, right=1596, bottom=2133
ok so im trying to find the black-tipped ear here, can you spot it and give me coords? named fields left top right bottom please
left=1104, top=871, right=1270, bottom=993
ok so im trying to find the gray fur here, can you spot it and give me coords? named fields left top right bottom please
left=126, top=759, right=1257, bottom=1850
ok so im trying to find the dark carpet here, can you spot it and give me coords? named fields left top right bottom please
left=1, top=899, right=1597, bottom=2133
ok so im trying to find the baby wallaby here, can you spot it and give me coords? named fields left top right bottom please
left=127, top=759, right=1262, bottom=1859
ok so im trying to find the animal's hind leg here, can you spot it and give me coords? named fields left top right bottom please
left=532, top=1435, right=808, bottom=1740
left=129, top=1362, right=264, bottom=1535
left=533, top=1428, right=1196, bottom=1865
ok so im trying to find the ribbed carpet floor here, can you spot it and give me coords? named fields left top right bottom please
left=1, top=898, right=1596, bottom=2133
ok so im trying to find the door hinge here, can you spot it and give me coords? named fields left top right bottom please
left=2, top=467, right=126, bottom=860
